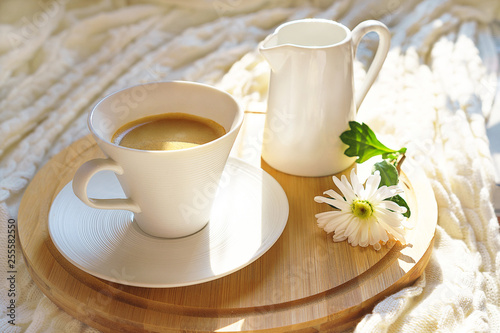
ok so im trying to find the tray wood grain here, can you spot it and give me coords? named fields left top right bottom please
left=18, top=130, right=437, bottom=332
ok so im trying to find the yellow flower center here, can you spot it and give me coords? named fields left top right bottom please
left=351, top=199, right=373, bottom=219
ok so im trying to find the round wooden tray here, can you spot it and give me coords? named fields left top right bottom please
left=18, top=135, right=437, bottom=332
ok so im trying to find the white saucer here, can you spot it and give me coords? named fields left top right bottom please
left=48, top=157, right=289, bottom=288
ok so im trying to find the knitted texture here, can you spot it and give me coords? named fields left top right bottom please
left=0, top=0, right=499, bottom=332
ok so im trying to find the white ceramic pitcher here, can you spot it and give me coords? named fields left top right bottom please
left=259, top=18, right=390, bottom=177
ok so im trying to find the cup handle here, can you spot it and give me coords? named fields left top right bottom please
left=351, top=20, right=391, bottom=111
left=72, top=158, right=141, bottom=213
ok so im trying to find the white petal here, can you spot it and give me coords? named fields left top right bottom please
left=314, top=196, right=337, bottom=206
left=376, top=210, right=407, bottom=243
left=350, top=169, right=364, bottom=196
left=364, top=217, right=385, bottom=246
left=335, top=214, right=356, bottom=235
left=373, top=223, right=389, bottom=243
left=323, top=212, right=352, bottom=233
left=333, top=175, right=356, bottom=203
left=314, top=196, right=351, bottom=211
left=346, top=222, right=363, bottom=246
left=371, top=186, right=401, bottom=205
left=380, top=200, right=407, bottom=213
left=316, top=209, right=343, bottom=221
left=323, top=189, right=344, bottom=201
left=333, top=233, right=348, bottom=242
left=344, top=217, right=359, bottom=237
left=316, top=210, right=339, bottom=218
left=316, top=211, right=340, bottom=228
left=401, top=218, right=414, bottom=229
left=375, top=208, right=403, bottom=226
left=364, top=172, right=381, bottom=199
left=367, top=223, right=389, bottom=250
left=375, top=207, right=405, bottom=227
left=359, top=224, right=369, bottom=247
left=372, top=187, right=390, bottom=203
left=321, top=190, right=351, bottom=211
left=314, top=196, right=333, bottom=205
left=387, top=184, right=404, bottom=193
left=315, top=209, right=356, bottom=234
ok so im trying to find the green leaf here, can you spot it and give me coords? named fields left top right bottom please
left=372, top=160, right=399, bottom=187
left=387, top=194, right=411, bottom=218
left=372, top=161, right=411, bottom=218
left=340, top=121, right=405, bottom=164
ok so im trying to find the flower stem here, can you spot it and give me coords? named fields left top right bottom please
left=396, top=153, right=406, bottom=176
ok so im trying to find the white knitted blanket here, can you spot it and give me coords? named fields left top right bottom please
left=1, top=0, right=499, bottom=332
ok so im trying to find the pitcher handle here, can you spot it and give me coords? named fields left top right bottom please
left=351, top=20, right=391, bottom=111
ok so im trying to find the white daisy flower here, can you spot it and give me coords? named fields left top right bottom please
left=314, top=168, right=410, bottom=250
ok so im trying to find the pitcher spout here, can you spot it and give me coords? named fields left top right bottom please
left=258, top=33, right=288, bottom=72
left=260, top=18, right=349, bottom=72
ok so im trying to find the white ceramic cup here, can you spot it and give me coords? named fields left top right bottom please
left=72, top=81, right=243, bottom=238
